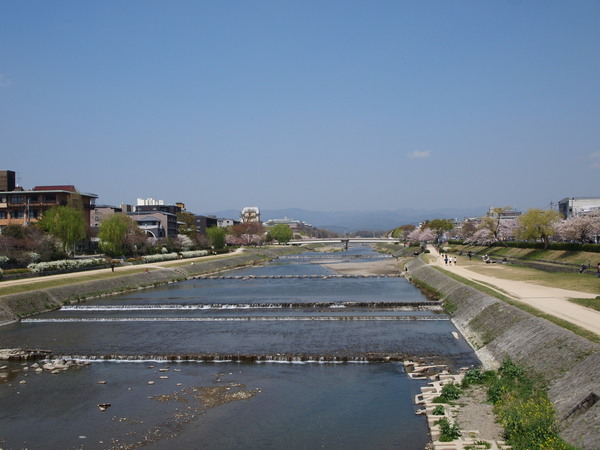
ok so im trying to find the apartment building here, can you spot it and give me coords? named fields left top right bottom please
left=0, top=170, right=97, bottom=231
left=558, top=197, right=600, bottom=218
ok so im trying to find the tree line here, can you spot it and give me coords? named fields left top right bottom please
left=0, top=206, right=314, bottom=268
left=391, top=207, right=600, bottom=249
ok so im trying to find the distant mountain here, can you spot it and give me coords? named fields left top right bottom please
left=207, top=207, right=488, bottom=233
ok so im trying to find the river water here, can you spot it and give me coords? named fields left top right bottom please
left=0, top=247, right=479, bottom=449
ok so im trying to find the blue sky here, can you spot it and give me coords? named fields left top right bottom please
left=2, top=1, right=599, bottom=215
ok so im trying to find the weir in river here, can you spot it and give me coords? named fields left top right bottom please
left=0, top=246, right=479, bottom=449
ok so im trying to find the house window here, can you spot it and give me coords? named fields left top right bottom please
left=29, top=210, right=40, bottom=219
left=29, top=195, right=39, bottom=203
left=0, top=211, right=7, bottom=219
left=9, top=195, right=24, bottom=204
left=11, top=210, right=24, bottom=219
left=44, top=194, right=56, bottom=203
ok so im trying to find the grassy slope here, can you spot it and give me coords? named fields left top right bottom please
left=438, top=246, right=600, bottom=295
left=448, top=243, right=600, bottom=267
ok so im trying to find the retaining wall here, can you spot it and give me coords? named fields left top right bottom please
left=405, top=258, right=600, bottom=449
left=0, top=252, right=271, bottom=327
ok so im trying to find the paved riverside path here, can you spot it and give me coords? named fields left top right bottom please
left=0, top=249, right=247, bottom=290
left=426, top=245, right=600, bottom=336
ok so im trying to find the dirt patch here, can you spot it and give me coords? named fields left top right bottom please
left=321, top=259, right=401, bottom=276
left=455, top=385, right=503, bottom=441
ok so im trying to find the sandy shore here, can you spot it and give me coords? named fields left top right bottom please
left=321, top=258, right=403, bottom=276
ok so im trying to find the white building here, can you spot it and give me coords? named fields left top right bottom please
left=241, top=206, right=261, bottom=223
left=137, top=197, right=165, bottom=206
left=558, top=197, right=600, bottom=218
left=217, top=218, right=239, bottom=227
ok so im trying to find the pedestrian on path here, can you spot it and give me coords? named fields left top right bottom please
left=453, top=257, right=457, bottom=265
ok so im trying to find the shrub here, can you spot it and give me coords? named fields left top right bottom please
left=434, top=383, right=462, bottom=403
left=499, top=358, right=524, bottom=380
left=27, top=258, right=105, bottom=273
left=440, top=383, right=461, bottom=400
left=498, top=395, right=567, bottom=448
left=486, top=359, right=574, bottom=449
left=27, top=252, right=41, bottom=263
left=432, top=405, right=445, bottom=415
left=462, top=368, right=484, bottom=387
left=435, top=417, right=461, bottom=442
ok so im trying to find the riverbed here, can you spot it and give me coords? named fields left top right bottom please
left=0, top=246, right=479, bottom=449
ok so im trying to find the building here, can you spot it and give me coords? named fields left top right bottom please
left=128, top=211, right=178, bottom=239
left=487, top=207, right=522, bottom=221
left=194, top=215, right=218, bottom=235
left=218, top=218, right=240, bottom=228
left=91, top=205, right=123, bottom=228
left=241, top=206, right=260, bottom=223
left=558, top=197, right=600, bottom=218
left=264, top=217, right=314, bottom=232
left=135, top=198, right=183, bottom=215
left=121, top=198, right=183, bottom=239
left=0, top=170, right=97, bottom=232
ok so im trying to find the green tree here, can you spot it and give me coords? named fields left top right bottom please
left=206, top=226, right=227, bottom=250
left=98, top=214, right=144, bottom=256
left=37, top=206, right=86, bottom=254
left=391, top=224, right=416, bottom=241
left=98, top=214, right=130, bottom=256
left=516, top=208, right=561, bottom=248
left=67, top=191, right=84, bottom=211
left=428, top=219, right=454, bottom=243
left=268, top=223, right=293, bottom=244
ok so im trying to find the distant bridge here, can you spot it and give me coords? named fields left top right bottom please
left=287, top=237, right=403, bottom=250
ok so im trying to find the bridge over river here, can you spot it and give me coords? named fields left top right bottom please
left=287, top=237, right=404, bottom=250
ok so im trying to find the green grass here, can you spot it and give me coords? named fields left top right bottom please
left=0, top=270, right=149, bottom=296
left=447, top=258, right=600, bottom=295
left=433, top=266, right=600, bottom=344
left=568, top=296, right=600, bottom=312
left=0, top=252, right=252, bottom=297
left=449, top=244, right=600, bottom=266
left=489, top=360, right=576, bottom=450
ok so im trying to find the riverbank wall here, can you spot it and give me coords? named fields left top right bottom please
left=0, top=248, right=298, bottom=327
left=405, top=257, right=600, bottom=449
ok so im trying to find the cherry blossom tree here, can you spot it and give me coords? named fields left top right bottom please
left=406, top=228, right=422, bottom=244
left=555, top=211, right=600, bottom=243
left=465, top=229, right=496, bottom=246
left=497, top=219, right=518, bottom=242
left=407, top=228, right=436, bottom=244
left=480, top=206, right=514, bottom=246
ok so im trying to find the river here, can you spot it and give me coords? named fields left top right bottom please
left=0, top=246, right=479, bottom=449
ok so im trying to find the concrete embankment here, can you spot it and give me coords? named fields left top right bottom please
left=0, top=249, right=289, bottom=327
left=406, top=257, right=600, bottom=449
